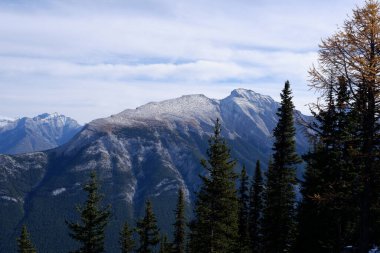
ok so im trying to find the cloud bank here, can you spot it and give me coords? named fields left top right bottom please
left=0, top=0, right=362, bottom=123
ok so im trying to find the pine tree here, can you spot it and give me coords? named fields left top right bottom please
left=120, top=221, right=135, bottom=253
left=66, top=171, right=111, bottom=253
left=17, top=225, right=36, bottom=253
left=296, top=77, right=358, bottom=253
left=262, top=81, right=301, bottom=253
left=136, top=200, right=160, bottom=253
left=308, top=2, right=380, bottom=251
left=249, top=160, right=264, bottom=253
left=159, top=234, right=172, bottom=253
left=190, top=118, right=239, bottom=253
left=173, top=188, right=186, bottom=253
left=238, top=165, right=250, bottom=252
left=186, top=220, right=196, bottom=253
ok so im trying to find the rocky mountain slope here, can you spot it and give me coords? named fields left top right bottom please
left=0, top=89, right=310, bottom=252
left=0, top=113, right=82, bottom=154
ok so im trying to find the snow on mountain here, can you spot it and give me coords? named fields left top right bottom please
left=0, top=116, right=15, bottom=128
left=0, top=119, right=12, bottom=128
left=0, top=89, right=311, bottom=252
left=0, top=113, right=82, bottom=154
left=93, top=94, right=221, bottom=130
left=90, top=89, right=282, bottom=136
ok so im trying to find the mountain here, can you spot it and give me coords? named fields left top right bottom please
left=0, top=113, right=82, bottom=154
left=0, top=116, right=14, bottom=128
left=0, top=89, right=311, bottom=252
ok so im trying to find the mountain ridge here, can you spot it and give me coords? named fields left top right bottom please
left=0, top=113, right=82, bottom=154
left=0, top=89, right=311, bottom=252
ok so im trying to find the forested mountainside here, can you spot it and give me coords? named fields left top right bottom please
left=0, top=89, right=309, bottom=252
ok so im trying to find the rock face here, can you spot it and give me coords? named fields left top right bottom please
left=0, top=113, right=82, bottom=154
left=0, top=89, right=310, bottom=253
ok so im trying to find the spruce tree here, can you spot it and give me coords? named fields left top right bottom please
left=136, top=200, right=160, bottom=253
left=159, top=234, right=172, bottom=253
left=173, top=188, right=186, bottom=253
left=249, top=160, right=264, bottom=253
left=308, top=2, right=380, bottom=251
left=17, top=225, right=36, bottom=253
left=190, top=118, right=239, bottom=253
left=262, top=81, right=301, bottom=253
left=296, top=78, right=358, bottom=253
left=238, top=165, right=250, bottom=252
left=66, top=171, right=111, bottom=253
left=120, top=221, right=135, bottom=253
left=186, top=220, right=196, bottom=253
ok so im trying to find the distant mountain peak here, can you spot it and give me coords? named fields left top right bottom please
left=35, top=112, right=60, bottom=119
left=0, top=113, right=82, bottom=154
left=0, top=90, right=310, bottom=252
left=228, top=88, right=274, bottom=102
left=0, top=117, right=14, bottom=127
left=95, top=93, right=220, bottom=128
left=34, top=112, right=68, bottom=120
left=91, top=89, right=282, bottom=130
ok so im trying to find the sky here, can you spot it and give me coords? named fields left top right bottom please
left=0, top=0, right=363, bottom=124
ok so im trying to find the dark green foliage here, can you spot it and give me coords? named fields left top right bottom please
left=136, top=200, right=160, bottom=253
left=296, top=78, right=358, bottom=253
left=262, top=81, right=301, bottom=253
left=120, top=221, right=135, bottom=253
left=190, top=119, right=239, bottom=253
left=308, top=2, right=380, bottom=251
left=186, top=220, right=196, bottom=253
left=173, top=188, right=186, bottom=253
left=66, top=171, right=111, bottom=253
left=0, top=89, right=312, bottom=253
left=159, top=234, right=172, bottom=253
left=238, top=165, right=250, bottom=252
left=17, top=225, right=36, bottom=253
left=249, top=160, right=264, bottom=253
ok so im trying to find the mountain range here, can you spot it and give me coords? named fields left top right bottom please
left=0, top=113, right=82, bottom=154
left=0, top=89, right=311, bottom=252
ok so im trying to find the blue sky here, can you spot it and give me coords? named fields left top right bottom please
left=0, top=0, right=362, bottom=123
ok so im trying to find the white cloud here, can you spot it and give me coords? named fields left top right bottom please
left=0, top=0, right=363, bottom=122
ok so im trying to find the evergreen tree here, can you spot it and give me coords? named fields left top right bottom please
left=238, top=165, right=250, bottom=252
left=120, top=221, right=135, bottom=253
left=17, top=225, right=36, bottom=253
left=296, top=77, right=358, bottom=253
left=249, top=160, right=264, bottom=253
left=136, top=200, right=160, bottom=253
left=308, top=2, right=380, bottom=251
left=66, top=171, right=111, bottom=253
left=262, top=81, right=301, bottom=253
left=190, top=118, right=239, bottom=253
left=159, top=234, right=172, bottom=253
left=173, top=188, right=186, bottom=253
left=186, top=220, right=196, bottom=253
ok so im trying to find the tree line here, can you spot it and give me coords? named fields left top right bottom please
left=16, top=81, right=300, bottom=253
left=15, top=1, right=380, bottom=253
left=17, top=79, right=304, bottom=253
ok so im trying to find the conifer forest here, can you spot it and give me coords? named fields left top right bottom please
left=5, top=1, right=380, bottom=253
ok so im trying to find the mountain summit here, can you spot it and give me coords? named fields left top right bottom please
left=91, top=89, right=281, bottom=134
left=0, top=113, right=82, bottom=154
left=0, top=89, right=310, bottom=252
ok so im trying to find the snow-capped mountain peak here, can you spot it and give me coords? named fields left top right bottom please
left=34, top=112, right=60, bottom=120
left=0, top=116, right=15, bottom=128
left=0, top=89, right=311, bottom=252
left=92, top=89, right=282, bottom=131
left=228, top=88, right=274, bottom=103
left=0, top=113, right=82, bottom=154
left=94, top=94, right=220, bottom=128
left=34, top=112, right=67, bottom=123
left=134, top=94, right=217, bottom=116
